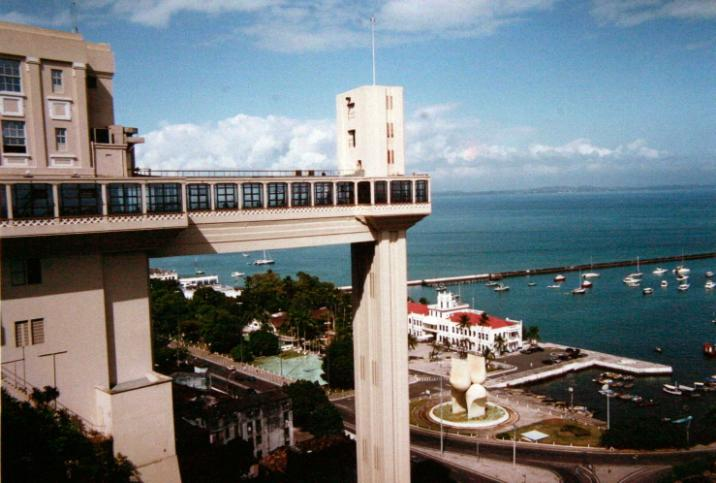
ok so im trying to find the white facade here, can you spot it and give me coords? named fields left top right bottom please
left=408, top=290, right=523, bottom=355
left=336, top=85, right=405, bottom=177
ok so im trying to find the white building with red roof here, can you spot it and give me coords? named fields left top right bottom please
left=408, top=289, right=523, bottom=355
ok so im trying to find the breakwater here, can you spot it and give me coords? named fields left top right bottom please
left=337, top=252, right=716, bottom=290
left=410, top=251, right=715, bottom=287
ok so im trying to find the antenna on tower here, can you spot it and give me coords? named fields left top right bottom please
left=370, top=16, right=376, bottom=85
left=71, top=0, right=79, bottom=33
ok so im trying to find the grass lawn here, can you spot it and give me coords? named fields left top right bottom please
left=497, top=418, right=603, bottom=447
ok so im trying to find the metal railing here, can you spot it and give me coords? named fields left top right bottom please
left=133, top=168, right=358, bottom=178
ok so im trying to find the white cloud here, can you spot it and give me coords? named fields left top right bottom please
left=0, top=10, right=70, bottom=28
left=591, top=0, right=716, bottom=27
left=136, top=106, right=684, bottom=191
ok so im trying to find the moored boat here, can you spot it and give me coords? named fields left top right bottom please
left=705, top=280, right=716, bottom=290
left=706, top=270, right=714, bottom=278
left=571, top=287, right=587, bottom=295
left=493, top=283, right=510, bottom=292
left=662, top=384, right=682, bottom=395
left=554, top=274, right=566, bottom=283
left=653, top=267, right=668, bottom=276
left=581, top=280, right=593, bottom=288
left=705, top=343, right=716, bottom=357
left=642, top=287, right=654, bottom=295
left=547, top=284, right=561, bottom=289
left=660, top=280, right=668, bottom=288
left=677, top=283, right=690, bottom=292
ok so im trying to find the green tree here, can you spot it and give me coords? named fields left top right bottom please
left=523, top=325, right=540, bottom=343
left=249, top=330, right=280, bottom=357
left=230, top=341, right=254, bottom=363
left=323, top=337, right=354, bottom=389
left=418, top=297, right=429, bottom=305
left=494, top=334, right=507, bottom=356
left=285, top=381, right=344, bottom=437
left=479, top=312, right=489, bottom=326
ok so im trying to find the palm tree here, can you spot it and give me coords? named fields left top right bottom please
left=457, top=313, right=471, bottom=331
left=481, top=346, right=494, bottom=362
left=408, top=333, right=418, bottom=351
left=480, top=312, right=490, bottom=326
left=494, top=334, right=507, bottom=356
left=524, top=325, right=540, bottom=344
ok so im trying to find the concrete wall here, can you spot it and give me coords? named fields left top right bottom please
left=1, top=254, right=111, bottom=428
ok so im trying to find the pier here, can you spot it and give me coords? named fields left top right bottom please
left=486, top=343, right=673, bottom=389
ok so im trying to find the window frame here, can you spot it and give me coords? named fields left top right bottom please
left=390, top=180, right=412, bottom=204
left=313, top=182, right=333, bottom=206
left=291, top=182, right=311, bottom=207
left=267, top=183, right=288, bottom=208
left=214, top=183, right=238, bottom=210
left=336, top=182, right=354, bottom=205
left=241, top=183, right=263, bottom=209
left=147, top=183, right=182, bottom=213
left=2, top=120, right=27, bottom=153
left=54, top=127, right=67, bottom=152
left=374, top=181, right=387, bottom=204
left=0, top=58, right=21, bottom=93
left=59, top=183, right=101, bottom=216
left=51, top=69, right=63, bottom=93
left=12, top=184, right=54, bottom=219
left=108, top=183, right=142, bottom=214
left=415, top=180, right=429, bottom=203
left=186, top=183, right=210, bottom=211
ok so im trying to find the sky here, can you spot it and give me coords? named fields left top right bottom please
left=3, top=0, right=715, bottom=191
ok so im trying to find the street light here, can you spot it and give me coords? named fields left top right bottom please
left=606, top=391, right=611, bottom=430
left=568, top=386, right=574, bottom=409
left=439, top=360, right=444, bottom=454
left=512, top=424, right=517, bottom=467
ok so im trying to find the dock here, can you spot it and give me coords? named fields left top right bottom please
left=486, top=343, right=673, bottom=389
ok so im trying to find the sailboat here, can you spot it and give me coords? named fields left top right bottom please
left=253, top=250, right=275, bottom=265
left=582, top=257, right=600, bottom=279
left=627, top=256, right=643, bottom=279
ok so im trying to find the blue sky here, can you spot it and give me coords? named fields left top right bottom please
left=3, top=0, right=715, bottom=190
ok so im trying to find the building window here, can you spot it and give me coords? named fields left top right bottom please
left=51, top=69, right=63, bottom=93
left=415, top=180, right=428, bottom=203
left=0, top=184, right=6, bottom=219
left=187, top=184, right=210, bottom=211
left=31, top=319, right=45, bottom=345
left=2, top=120, right=27, bottom=153
left=385, top=95, right=393, bottom=110
left=147, top=183, right=182, bottom=213
left=348, top=129, right=356, bottom=148
left=12, top=184, right=53, bottom=218
left=386, top=123, right=394, bottom=138
left=55, top=128, right=67, bottom=152
left=374, top=181, right=387, bottom=204
left=267, top=183, right=287, bottom=208
left=60, top=184, right=101, bottom=216
left=215, top=183, right=237, bottom=209
left=11, top=258, right=42, bottom=286
left=387, top=149, right=395, bottom=164
left=390, top=180, right=412, bottom=203
left=0, top=59, right=21, bottom=93
left=336, top=183, right=354, bottom=205
left=15, top=321, right=29, bottom=347
left=242, top=183, right=263, bottom=209
left=314, top=183, right=333, bottom=206
left=291, top=182, right=310, bottom=207
left=108, top=183, right=141, bottom=214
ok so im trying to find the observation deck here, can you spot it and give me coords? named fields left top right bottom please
left=0, top=169, right=431, bottom=256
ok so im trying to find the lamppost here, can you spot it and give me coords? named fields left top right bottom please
left=512, top=424, right=517, bottom=467
left=439, top=360, right=444, bottom=454
left=568, top=386, right=574, bottom=409
left=606, top=391, right=611, bottom=430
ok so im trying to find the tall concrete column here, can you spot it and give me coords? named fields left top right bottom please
left=351, top=227, right=410, bottom=483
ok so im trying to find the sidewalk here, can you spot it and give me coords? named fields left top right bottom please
left=412, top=445, right=560, bottom=483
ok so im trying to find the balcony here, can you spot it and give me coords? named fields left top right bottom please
left=0, top=171, right=431, bottom=243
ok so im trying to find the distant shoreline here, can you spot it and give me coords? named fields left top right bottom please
left=435, top=184, right=716, bottom=196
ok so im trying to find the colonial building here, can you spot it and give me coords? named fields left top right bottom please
left=408, top=289, right=523, bottom=355
left=1, top=20, right=430, bottom=483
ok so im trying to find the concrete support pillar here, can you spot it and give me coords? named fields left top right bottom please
left=52, top=184, right=60, bottom=218
left=6, top=184, right=14, bottom=219
left=351, top=229, right=410, bottom=483
left=101, top=184, right=108, bottom=216
left=140, top=184, right=147, bottom=214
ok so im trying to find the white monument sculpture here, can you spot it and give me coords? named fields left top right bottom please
left=449, top=354, right=488, bottom=419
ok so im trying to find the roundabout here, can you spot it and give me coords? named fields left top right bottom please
left=429, top=401, right=510, bottom=429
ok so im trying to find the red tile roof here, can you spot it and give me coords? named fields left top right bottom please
left=448, top=311, right=517, bottom=329
left=407, top=302, right=429, bottom=315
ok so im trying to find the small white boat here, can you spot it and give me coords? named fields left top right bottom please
left=678, top=384, right=695, bottom=393
left=653, top=267, right=668, bottom=276
left=485, top=280, right=499, bottom=287
left=547, top=284, right=561, bottom=289
left=676, top=274, right=689, bottom=282
left=242, top=253, right=250, bottom=257
left=553, top=274, right=566, bottom=282
left=662, top=384, right=683, bottom=396
left=231, top=271, right=245, bottom=278
left=581, top=280, right=593, bottom=288
left=527, top=281, right=537, bottom=287
left=493, top=283, right=510, bottom=292
left=571, top=287, right=587, bottom=295
left=582, top=272, right=600, bottom=279
left=642, top=287, right=654, bottom=295
left=253, top=250, right=275, bottom=266
left=705, top=280, right=716, bottom=290
left=660, top=280, right=668, bottom=288
left=706, top=271, right=714, bottom=278
left=627, top=256, right=643, bottom=279
left=673, top=265, right=690, bottom=276
left=624, top=276, right=641, bottom=287
left=677, top=283, right=690, bottom=292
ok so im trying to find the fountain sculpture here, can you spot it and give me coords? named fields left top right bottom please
left=449, top=354, right=488, bottom=419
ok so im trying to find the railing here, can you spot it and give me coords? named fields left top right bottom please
left=133, top=168, right=357, bottom=178
left=1, top=365, right=106, bottom=434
